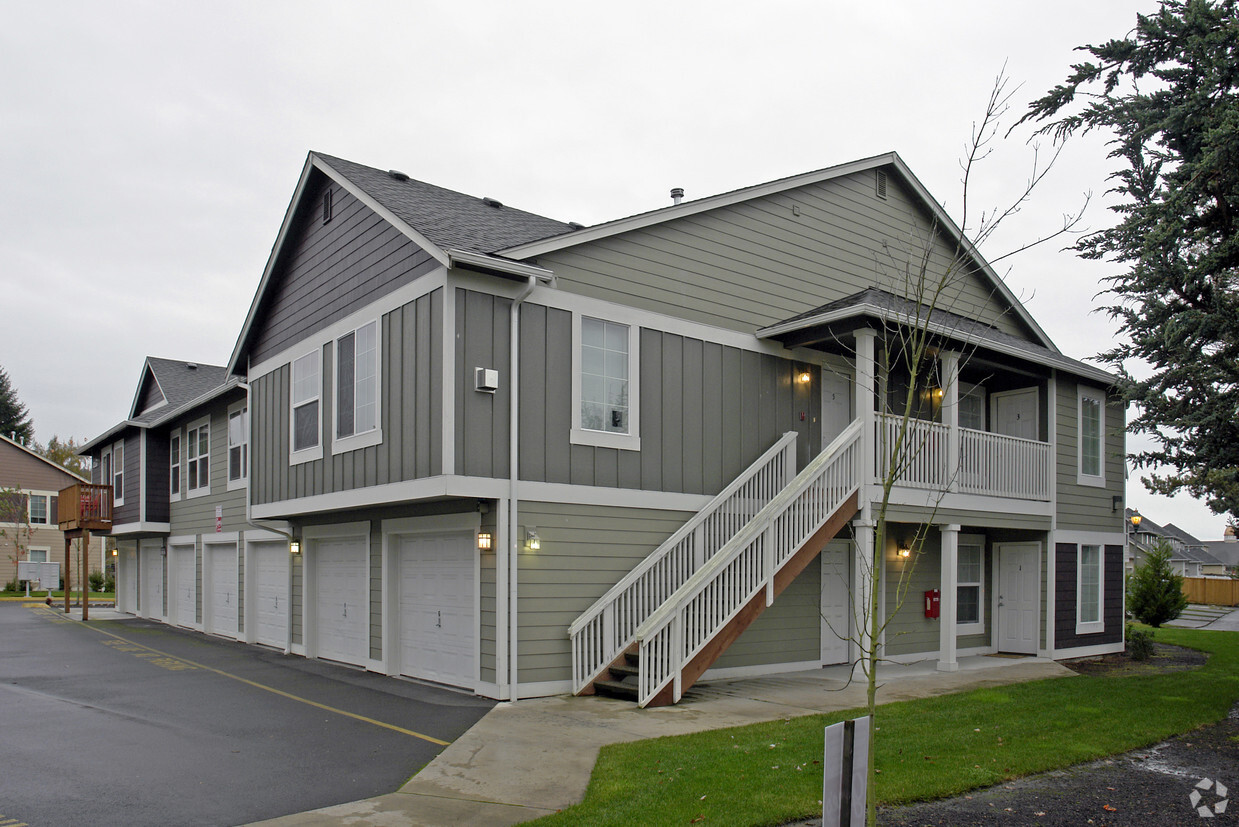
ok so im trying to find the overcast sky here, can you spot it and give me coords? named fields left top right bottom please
left=3, top=1, right=1225, bottom=538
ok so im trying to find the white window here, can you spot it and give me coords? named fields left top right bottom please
left=170, top=433, right=181, bottom=498
left=956, top=536, right=985, bottom=634
left=958, top=383, right=986, bottom=431
left=28, top=548, right=48, bottom=563
left=1077, top=544, right=1104, bottom=634
left=28, top=494, right=48, bottom=525
left=571, top=314, right=640, bottom=451
left=333, top=320, right=382, bottom=453
left=112, top=441, right=125, bottom=505
left=187, top=419, right=210, bottom=496
left=100, top=448, right=112, bottom=491
left=1077, top=387, right=1105, bottom=486
left=291, top=349, right=322, bottom=462
left=228, top=403, right=248, bottom=489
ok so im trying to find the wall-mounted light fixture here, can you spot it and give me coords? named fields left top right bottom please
left=110, top=548, right=118, bottom=557
left=525, top=528, right=541, bottom=551
left=897, top=544, right=912, bottom=559
left=477, top=531, right=493, bottom=551
left=289, top=540, right=301, bottom=555
left=796, top=370, right=812, bottom=384
left=1112, top=494, right=1123, bottom=513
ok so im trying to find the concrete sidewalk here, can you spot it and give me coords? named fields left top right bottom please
left=1166, top=603, right=1239, bottom=631
left=253, top=656, right=1073, bottom=827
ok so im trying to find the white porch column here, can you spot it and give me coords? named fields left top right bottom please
left=941, top=350, right=960, bottom=493
left=938, top=523, right=960, bottom=672
left=854, top=328, right=877, bottom=519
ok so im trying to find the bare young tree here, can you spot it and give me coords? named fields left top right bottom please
left=0, top=485, right=34, bottom=589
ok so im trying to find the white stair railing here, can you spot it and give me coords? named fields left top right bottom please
left=633, top=419, right=863, bottom=707
left=568, top=431, right=798, bottom=694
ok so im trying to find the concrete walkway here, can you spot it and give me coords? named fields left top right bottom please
left=1166, top=603, right=1239, bottom=631
left=253, top=656, right=1073, bottom=826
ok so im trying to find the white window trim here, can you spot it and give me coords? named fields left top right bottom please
left=170, top=432, right=182, bottom=502
left=331, top=319, right=383, bottom=456
left=290, top=349, right=324, bottom=465
left=227, top=400, right=249, bottom=491
left=111, top=440, right=125, bottom=506
left=1076, top=543, right=1105, bottom=635
left=185, top=416, right=212, bottom=500
left=28, top=546, right=51, bottom=563
left=570, top=312, right=641, bottom=451
left=27, top=492, right=50, bottom=526
left=956, top=533, right=986, bottom=636
left=1076, top=386, right=1106, bottom=487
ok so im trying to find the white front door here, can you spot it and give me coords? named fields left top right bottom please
left=820, top=541, right=851, bottom=664
left=821, top=370, right=853, bottom=447
left=997, top=544, right=1040, bottom=654
left=120, top=548, right=138, bottom=614
left=207, top=543, right=238, bottom=638
left=313, top=537, right=368, bottom=666
left=139, top=541, right=164, bottom=619
left=991, top=388, right=1039, bottom=441
left=172, top=544, right=196, bottom=628
left=251, top=541, right=290, bottom=648
left=397, top=532, right=475, bottom=687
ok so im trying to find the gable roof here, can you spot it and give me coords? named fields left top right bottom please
left=0, top=433, right=88, bottom=483
left=129, top=357, right=229, bottom=421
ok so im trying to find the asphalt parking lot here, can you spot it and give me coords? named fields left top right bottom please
left=0, top=601, right=494, bottom=826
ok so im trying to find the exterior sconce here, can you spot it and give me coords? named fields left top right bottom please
left=898, top=545, right=912, bottom=559
left=477, top=531, right=493, bottom=551
left=289, top=540, right=301, bottom=555
left=526, top=528, right=541, bottom=551
left=796, top=370, right=812, bottom=384
left=110, top=548, right=118, bottom=557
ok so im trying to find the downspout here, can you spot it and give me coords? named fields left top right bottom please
left=507, top=274, right=539, bottom=700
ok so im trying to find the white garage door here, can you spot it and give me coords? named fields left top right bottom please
left=172, top=544, right=196, bottom=628
left=251, top=541, right=289, bottom=648
left=207, top=543, right=239, bottom=638
left=140, top=541, right=163, bottom=619
left=398, top=532, right=474, bottom=688
left=120, top=548, right=138, bottom=614
left=314, top=537, right=368, bottom=666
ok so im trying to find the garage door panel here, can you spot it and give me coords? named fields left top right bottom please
left=140, top=544, right=163, bottom=618
left=208, top=545, right=239, bottom=638
left=314, top=538, right=367, bottom=666
left=397, top=533, right=474, bottom=687
left=173, top=546, right=196, bottom=628
left=253, top=542, right=289, bottom=648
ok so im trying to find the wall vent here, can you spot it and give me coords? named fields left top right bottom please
left=322, top=188, right=333, bottom=224
left=875, top=170, right=888, bottom=200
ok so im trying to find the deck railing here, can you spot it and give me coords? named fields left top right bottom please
left=56, top=483, right=113, bottom=531
left=569, top=432, right=799, bottom=694
left=633, top=420, right=862, bottom=707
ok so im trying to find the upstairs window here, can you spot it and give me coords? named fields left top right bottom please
left=228, top=404, right=248, bottom=487
left=187, top=421, right=210, bottom=494
left=291, top=350, right=321, bottom=460
left=1078, top=387, right=1105, bottom=486
left=335, top=321, right=379, bottom=442
left=28, top=494, right=48, bottom=525
left=571, top=314, right=640, bottom=451
left=170, top=433, right=181, bottom=497
left=112, top=442, right=124, bottom=505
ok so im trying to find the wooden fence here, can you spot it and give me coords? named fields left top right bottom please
left=1182, top=577, right=1239, bottom=607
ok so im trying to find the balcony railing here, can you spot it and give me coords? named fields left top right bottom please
left=875, top=414, right=1050, bottom=502
left=57, top=483, right=113, bottom=532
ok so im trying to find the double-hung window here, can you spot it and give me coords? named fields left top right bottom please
left=572, top=314, right=640, bottom=450
left=956, top=536, right=985, bottom=634
left=112, top=442, right=124, bottom=505
left=1077, top=544, right=1104, bottom=634
left=291, top=349, right=322, bottom=462
left=1077, top=387, right=1105, bottom=486
left=187, top=420, right=210, bottom=495
left=333, top=321, right=381, bottom=452
left=170, top=434, right=181, bottom=498
left=228, top=404, right=248, bottom=489
left=100, top=449, right=112, bottom=492
left=28, top=494, right=48, bottom=525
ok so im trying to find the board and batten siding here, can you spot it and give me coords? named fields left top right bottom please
left=144, top=429, right=170, bottom=524
left=534, top=170, right=1033, bottom=343
left=247, top=175, right=439, bottom=366
left=518, top=303, right=821, bottom=495
left=1054, top=377, right=1125, bottom=533
left=250, top=289, right=443, bottom=506
left=1054, top=543, right=1124, bottom=649
left=455, top=288, right=512, bottom=479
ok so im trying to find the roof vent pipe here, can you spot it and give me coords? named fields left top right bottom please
left=670, top=187, right=684, bottom=205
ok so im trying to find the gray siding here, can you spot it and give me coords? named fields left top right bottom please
left=144, top=429, right=170, bottom=524
left=712, top=554, right=822, bottom=670
left=251, top=289, right=443, bottom=506
left=1055, top=377, right=1126, bottom=532
left=455, top=288, right=512, bottom=478
left=535, top=170, right=1034, bottom=342
left=248, top=175, right=440, bottom=366
left=883, top=528, right=943, bottom=657
left=168, top=405, right=247, bottom=538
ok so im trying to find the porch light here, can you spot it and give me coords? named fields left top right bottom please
left=796, top=370, right=812, bottom=384
left=289, top=540, right=301, bottom=555
left=526, top=528, right=541, bottom=551
left=477, top=531, right=493, bottom=551
left=898, top=545, right=912, bottom=559
left=110, top=548, right=117, bottom=557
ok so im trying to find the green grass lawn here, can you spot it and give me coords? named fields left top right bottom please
left=532, top=626, right=1239, bottom=827
left=2, top=589, right=116, bottom=601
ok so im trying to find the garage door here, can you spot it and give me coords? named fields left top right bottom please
left=140, top=541, right=163, bottom=619
left=119, top=548, right=138, bottom=614
left=397, top=532, right=474, bottom=687
left=207, top=543, right=239, bottom=638
left=171, top=544, right=196, bottom=628
left=251, top=541, right=289, bottom=648
left=314, top=537, right=368, bottom=666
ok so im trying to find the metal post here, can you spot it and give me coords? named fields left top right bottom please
left=63, top=536, right=71, bottom=614
left=82, top=531, right=90, bottom=621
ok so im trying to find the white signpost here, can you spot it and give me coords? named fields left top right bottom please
left=823, top=715, right=870, bottom=827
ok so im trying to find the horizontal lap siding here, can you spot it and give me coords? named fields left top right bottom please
left=515, top=501, right=692, bottom=685
left=883, top=530, right=943, bottom=656
left=711, top=554, right=821, bottom=670
left=1055, top=378, right=1125, bottom=533
left=1055, top=543, right=1124, bottom=649
left=249, top=176, right=439, bottom=366
left=537, top=172, right=1029, bottom=341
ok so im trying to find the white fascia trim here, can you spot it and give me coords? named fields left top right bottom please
left=111, top=522, right=172, bottom=535
left=884, top=488, right=1054, bottom=519
left=447, top=249, right=554, bottom=282
left=249, top=268, right=447, bottom=381
left=1054, top=529, right=1125, bottom=546
left=302, top=520, right=371, bottom=540
left=1054, top=641, right=1124, bottom=659
left=244, top=528, right=291, bottom=542
left=518, top=481, right=711, bottom=512
left=203, top=531, right=240, bottom=546
left=253, top=476, right=510, bottom=519
left=700, top=659, right=822, bottom=682
left=381, top=513, right=480, bottom=537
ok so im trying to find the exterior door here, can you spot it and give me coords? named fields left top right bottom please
left=313, top=537, right=368, bottom=666
left=171, top=544, right=196, bottom=628
left=820, top=540, right=850, bottom=665
left=821, top=371, right=852, bottom=447
left=139, top=540, right=164, bottom=619
left=997, top=544, right=1040, bottom=654
left=397, top=532, right=475, bottom=687
left=207, top=543, right=238, bottom=638
left=991, top=388, right=1038, bottom=440
left=251, top=541, right=289, bottom=648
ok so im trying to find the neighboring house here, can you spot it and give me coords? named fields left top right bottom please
left=1126, top=510, right=1229, bottom=577
left=84, top=150, right=1126, bottom=707
left=0, top=433, right=102, bottom=588
left=1203, top=526, right=1239, bottom=570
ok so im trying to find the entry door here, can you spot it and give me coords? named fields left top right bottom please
left=398, top=532, right=475, bottom=687
left=172, top=544, right=196, bottom=628
left=140, top=541, right=164, bottom=619
left=251, top=541, right=289, bottom=648
left=207, top=543, right=239, bottom=638
left=992, top=388, right=1038, bottom=440
left=313, top=537, right=368, bottom=666
left=821, top=371, right=852, bottom=446
left=997, top=544, right=1040, bottom=654
left=820, top=541, right=851, bottom=665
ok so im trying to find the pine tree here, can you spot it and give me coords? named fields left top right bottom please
left=1128, top=541, right=1189, bottom=627
left=0, top=365, right=34, bottom=445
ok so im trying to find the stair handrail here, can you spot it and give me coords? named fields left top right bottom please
left=633, top=419, right=863, bottom=707
left=568, top=430, right=799, bottom=694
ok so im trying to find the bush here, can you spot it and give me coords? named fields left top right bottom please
left=89, top=570, right=105, bottom=592
left=1128, top=540, right=1189, bottom=627
left=1128, top=625, right=1155, bottom=661
left=104, top=574, right=115, bottom=593
left=3, top=578, right=18, bottom=593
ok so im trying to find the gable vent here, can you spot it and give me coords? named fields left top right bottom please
left=875, top=170, right=888, bottom=200
left=482, top=197, right=503, bottom=209
left=388, top=169, right=409, bottom=181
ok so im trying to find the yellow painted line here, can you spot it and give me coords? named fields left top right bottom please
left=81, top=624, right=450, bottom=746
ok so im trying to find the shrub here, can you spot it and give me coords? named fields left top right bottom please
left=1128, top=626, right=1155, bottom=661
left=104, top=574, right=115, bottom=593
left=3, top=578, right=18, bottom=593
left=1128, top=540, right=1189, bottom=627
left=89, top=570, right=105, bottom=592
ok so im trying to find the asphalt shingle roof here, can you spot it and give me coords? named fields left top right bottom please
left=134, top=359, right=228, bottom=424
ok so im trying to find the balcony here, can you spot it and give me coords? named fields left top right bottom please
left=57, top=483, right=113, bottom=533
